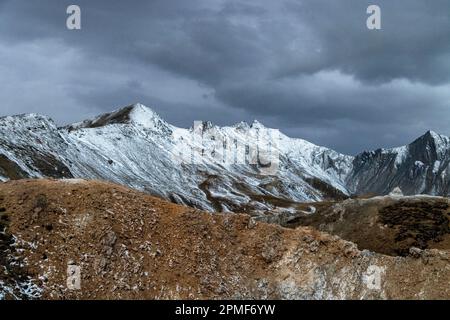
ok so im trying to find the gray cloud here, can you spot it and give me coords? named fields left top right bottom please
left=0, top=0, right=449, bottom=154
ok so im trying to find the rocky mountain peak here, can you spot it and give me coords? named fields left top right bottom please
left=413, top=130, right=449, bottom=147
left=250, top=119, right=266, bottom=129
left=232, top=121, right=250, bottom=131
left=407, top=130, right=450, bottom=161
left=66, top=103, right=171, bottom=133
left=125, top=103, right=165, bottom=127
left=0, top=113, right=58, bottom=132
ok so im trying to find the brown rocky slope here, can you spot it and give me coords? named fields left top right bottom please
left=285, top=196, right=450, bottom=257
left=0, top=179, right=449, bottom=299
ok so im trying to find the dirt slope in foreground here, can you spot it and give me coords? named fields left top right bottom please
left=0, top=179, right=449, bottom=300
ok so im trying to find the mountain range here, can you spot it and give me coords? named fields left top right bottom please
left=0, top=103, right=449, bottom=213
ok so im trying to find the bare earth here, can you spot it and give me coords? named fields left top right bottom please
left=0, top=179, right=449, bottom=299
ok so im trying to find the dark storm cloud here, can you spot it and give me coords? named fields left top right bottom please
left=0, top=0, right=449, bottom=154
left=277, top=0, right=450, bottom=84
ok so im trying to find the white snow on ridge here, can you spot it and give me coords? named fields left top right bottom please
left=2, top=103, right=450, bottom=210
left=0, top=104, right=355, bottom=211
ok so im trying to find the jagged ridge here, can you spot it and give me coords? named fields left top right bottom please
left=0, top=103, right=449, bottom=214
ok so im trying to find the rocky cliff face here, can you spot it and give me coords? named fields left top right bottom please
left=1, top=179, right=448, bottom=300
left=348, top=131, right=450, bottom=196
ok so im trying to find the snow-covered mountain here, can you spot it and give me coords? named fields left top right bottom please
left=0, top=104, right=352, bottom=212
left=0, top=103, right=449, bottom=213
left=347, top=130, right=450, bottom=196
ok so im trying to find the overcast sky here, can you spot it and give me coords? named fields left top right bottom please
left=0, top=0, right=449, bottom=154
